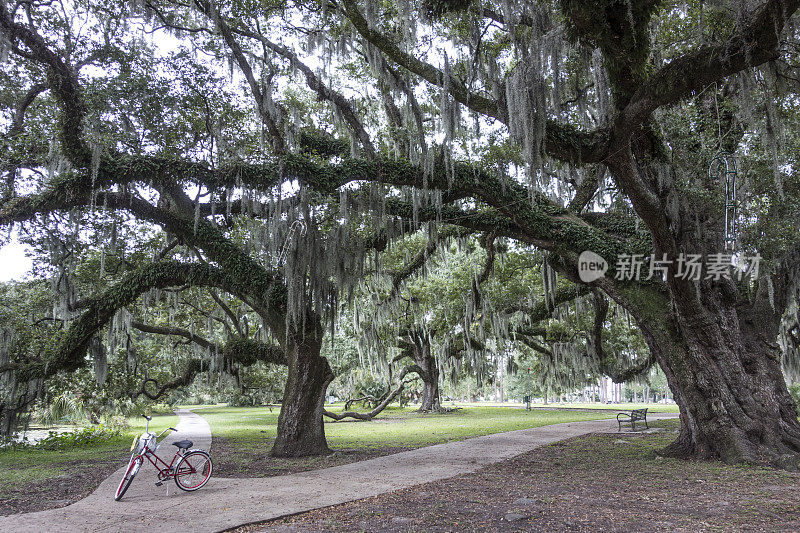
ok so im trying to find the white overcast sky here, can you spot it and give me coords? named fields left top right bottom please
left=0, top=233, right=33, bottom=282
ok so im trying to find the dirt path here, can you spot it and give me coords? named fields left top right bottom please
left=0, top=413, right=676, bottom=533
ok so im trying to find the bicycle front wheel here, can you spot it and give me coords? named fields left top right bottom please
left=114, top=457, right=142, bottom=501
left=174, top=451, right=212, bottom=491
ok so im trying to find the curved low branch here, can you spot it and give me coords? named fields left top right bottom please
left=132, top=359, right=203, bottom=400
left=38, top=261, right=251, bottom=379
left=343, top=394, right=384, bottom=411
left=323, top=366, right=417, bottom=421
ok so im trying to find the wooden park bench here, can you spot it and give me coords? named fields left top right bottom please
left=617, top=408, right=649, bottom=431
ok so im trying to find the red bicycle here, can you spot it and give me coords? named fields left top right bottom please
left=115, top=414, right=212, bottom=501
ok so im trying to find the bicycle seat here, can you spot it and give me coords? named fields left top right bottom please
left=172, top=440, right=193, bottom=449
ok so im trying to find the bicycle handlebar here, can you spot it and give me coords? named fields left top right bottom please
left=141, top=414, right=152, bottom=421
left=155, top=426, right=179, bottom=438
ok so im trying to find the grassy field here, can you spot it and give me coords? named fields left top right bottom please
left=201, top=404, right=636, bottom=479
left=201, top=404, right=623, bottom=449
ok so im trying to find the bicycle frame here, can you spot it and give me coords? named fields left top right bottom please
left=132, top=417, right=195, bottom=482
left=116, top=415, right=211, bottom=501
left=136, top=446, right=187, bottom=481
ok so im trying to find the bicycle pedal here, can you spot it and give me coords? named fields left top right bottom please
left=155, top=481, right=163, bottom=487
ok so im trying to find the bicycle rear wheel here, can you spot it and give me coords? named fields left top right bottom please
left=114, top=456, right=141, bottom=501
left=174, top=450, right=212, bottom=491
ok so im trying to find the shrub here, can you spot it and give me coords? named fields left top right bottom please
left=27, top=425, right=121, bottom=450
left=789, top=384, right=800, bottom=406
left=228, top=390, right=259, bottom=407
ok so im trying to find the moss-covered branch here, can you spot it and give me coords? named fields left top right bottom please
left=128, top=323, right=286, bottom=399
left=322, top=365, right=416, bottom=421
left=0, top=2, right=90, bottom=165
left=221, top=337, right=286, bottom=366
left=131, top=321, right=217, bottom=351
left=229, top=23, right=376, bottom=159
left=132, top=360, right=203, bottom=401
left=387, top=225, right=471, bottom=297
left=34, top=261, right=252, bottom=380
left=560, top=0, right=660, bottom=107
left=624, top=0, right=800, bottom=129
left=340, top=0, right=609, bottom=165
left=503, top=284, right=592, bottom=321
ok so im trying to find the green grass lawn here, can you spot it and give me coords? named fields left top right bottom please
left=200, top=404, right=625, bottom=450
left=0, top=412, right=178, bottom=498
left=450, top=401, right=680, bottom=413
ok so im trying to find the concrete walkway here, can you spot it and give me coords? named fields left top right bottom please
left=1, top=413, right=676, bottom=533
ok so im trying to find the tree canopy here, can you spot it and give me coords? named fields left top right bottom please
left=1, top=0, right=800, bottom=465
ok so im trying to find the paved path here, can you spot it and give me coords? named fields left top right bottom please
left=1, top=413, right=676, bottom=533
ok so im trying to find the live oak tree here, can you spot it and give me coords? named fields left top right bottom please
left=2, top=0, right=800, bottom=466
left=354, top=228, right=494, bottom=413
left=0, top=1, right=375, bottom=456
left=357, top=230, right=653, bottom=411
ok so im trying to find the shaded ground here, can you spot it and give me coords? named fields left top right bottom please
left=0, top=447, right=128, bottom=516
left=212, top=435, right=414, bottom=477
left=249, top=420, right=800, bottom=532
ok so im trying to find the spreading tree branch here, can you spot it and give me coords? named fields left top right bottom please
left=323, top=365, right=416, bottom=421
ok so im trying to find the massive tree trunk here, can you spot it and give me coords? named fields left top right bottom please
left=419, top=369, right=441, bottom=412
left=408, top=330, right=441, bottom=412
left=629, top=288, right=800, bottom=468
left=271, top=328, right=333, bottom=457
left=669, top=314, right=799, bottom=466
left=592, top=59, right=800, bottom=465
